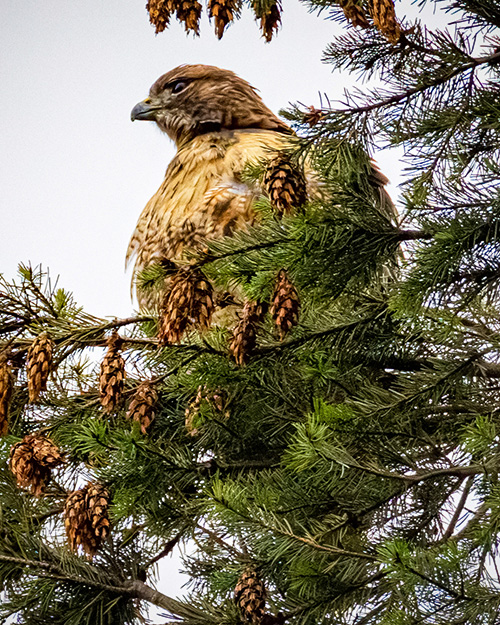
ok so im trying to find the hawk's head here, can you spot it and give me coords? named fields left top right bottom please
left=131, top=64, right=291, bottom=146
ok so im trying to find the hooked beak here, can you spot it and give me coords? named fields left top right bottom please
left=131, top=99, right=159, bottom=122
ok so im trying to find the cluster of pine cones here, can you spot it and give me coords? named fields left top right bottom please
left=0, top=329, right=157, bottom=559
left=146, top=0, right=282, bottom=41
left=146, top=0, right=402, bottom=44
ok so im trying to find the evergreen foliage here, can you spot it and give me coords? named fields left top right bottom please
left=2, top=2, right=500, bottom=623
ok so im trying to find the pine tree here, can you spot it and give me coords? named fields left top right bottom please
left=2, top=2, right=500, bottom=624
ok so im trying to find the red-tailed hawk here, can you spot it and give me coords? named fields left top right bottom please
left=127, top=64, right=394, bottom=305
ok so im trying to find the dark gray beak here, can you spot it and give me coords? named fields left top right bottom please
left=131, top=99, right=158, bottom=122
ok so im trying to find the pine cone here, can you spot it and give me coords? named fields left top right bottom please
left=207, top=0, right=239, bottom=38
left=146, top=0, right=175, bottom=33
left=158, top=269, right=214, bottom=344
left=27, top=332, right=54, bottom=403
left=0, top=353, right=14, bottom=437
left=9, top=433, right=63, bottom=496
left=64, top=489, right=90, bottom=552
left=229, top=301, right=265, bottom=366
left=86, top=483, right=111, bottom=547
left=185, top=385, right=228, bottom=435
left=370, top=0, right=400, bottom=43
left=263, top=153, right=307, bottom=216
left=303, top=105, right=326, bottom=128
left=270, top=270, right=300, bottom=340
left=64, top=482, right=111, bottom=557
left=235, top=567, right=267, bottom=624
left=174, top=0, right=202, bottom=33
left=251, top=0, right=282, bottom=42
left=99, top=330, right=125, bottom=414
left=126, top=380, right=158, bottom=434
left=338, top=0, right=370, bottom=28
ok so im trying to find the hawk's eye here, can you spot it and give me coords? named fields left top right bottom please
left=171, top=81, right=188, bottom=94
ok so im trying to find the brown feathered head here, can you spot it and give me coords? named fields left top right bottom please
left=131, top=64, right=291, bottom=146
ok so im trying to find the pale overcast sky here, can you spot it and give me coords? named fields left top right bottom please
left=0, top=1, right=450, bottom=620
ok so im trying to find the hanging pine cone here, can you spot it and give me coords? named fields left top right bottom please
left=158, top=269, right=214, bottom=345
left=99, top=330, right=125, bottom=414
left=370, top=0, right=400, bottom=43
left=86, top=482, right=111, bottom=550
left=338, top=0, right=370, bottom=28
left=64, top=489, right=90, bottom=552
left=9, top=433, right=63, bottom=496
left=271, top=270, right=300, bottom=340
left=126, top=380, right=158, bottom=434
left=174, top=0, right=202, bottom=33
left=235, top=567, right=267, bottom=624
left=185, top=385, right=228, bottom=435
left=229, top=301, right=265, bottom=366
left=27, top=332, right=54, bottom=403
left=263, top=152, right=307, bottom=216
left=207, top=0, right=239, bottom=38
left=251, top=0, right=282, bottom=42
left=0, top=353, right=14, bottom=437
left=146, top=0, right=174, bottom=33
left=64, top=482, right=111, bottom=557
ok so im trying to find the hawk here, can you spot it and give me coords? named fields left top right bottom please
left=127, top=64, right=394, bottom=305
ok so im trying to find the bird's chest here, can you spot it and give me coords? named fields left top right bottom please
left=156, top=135, right=238, bottom=224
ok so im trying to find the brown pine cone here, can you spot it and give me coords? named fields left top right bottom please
left=251, top=0, right=282, bottom=42
left=126, top=380, right=158, bottom=434
left=370, top=0, right=400, bottom=43
left=229, top=301, right=265, bottom=366
left=158, top=269, right=214, bottom=344
left=263, top=152, right=307, bottom=216
left=9, top=433, right=63, bottom=496
left=208, top=0, right=239, bottom=38
left=235, top=567, right=267, bottom=624
left=174, top=0, right=202, bottom=33
left=86, top=483, right=111, bottom=548
left=146, top=0, right=175, bottom=33
left=64, top=482, right=111, bottom=557
left=64, top=489, right=89, bottom=552
left=27, top=332, right=54, bottom=403
left=338, top=0, right=370, bottom=28
left=185, top=385, right=228, bottom=435
left=0, top=353, right=14, bottom=436
left=270, top=270, right=300, bottom=340
left=99, top=330, right=125, bottom=414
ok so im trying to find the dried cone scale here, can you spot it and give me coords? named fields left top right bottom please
left=27, top=332, right=54, bottom=402
left=271, top=270, right=300, bottom=340
left=370, top=0, right=400, bottom=43
left=235, top=567, right=267, bottom=624
left=64, top=482, right=111, bottom=557
left=158, top=269, right=214, bottom=344
left=9, top=433, right=63, bottom=496
left=99, top=330, right=125, bottom=414
left=263, top=152, right=307, bottom=216
left=126, top=380, right=158, bottom=434
left=229, top=301, right=264, bottom=366
left=0, top=353, right=14, bottom=436
left=208, top=0, right=238, bottom=39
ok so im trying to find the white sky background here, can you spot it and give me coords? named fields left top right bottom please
left=0, top=0, right=452, bottom=622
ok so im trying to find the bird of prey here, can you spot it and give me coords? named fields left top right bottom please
left=127, top=64, right=394, bottom=305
